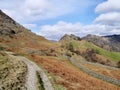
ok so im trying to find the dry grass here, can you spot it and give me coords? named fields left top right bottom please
left=82, top=63, right=120, bottom=80
left=0, top=52, right=27, bottom=90
left=30, top=55, right=120, bottom=90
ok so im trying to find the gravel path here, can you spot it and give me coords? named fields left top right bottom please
left=77, top=58, right=120, bottom=70
left=69, top=57, right=120, bottom=86
left=7, top=52, right=54, bottom=90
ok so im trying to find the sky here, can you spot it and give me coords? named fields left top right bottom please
left=0, top=0, right=120, bottom=40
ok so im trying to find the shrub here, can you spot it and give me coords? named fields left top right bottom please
left=117, top=61, right=120, bottom=68
left=0, top=45, right=6, bottom=50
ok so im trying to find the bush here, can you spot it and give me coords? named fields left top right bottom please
left=117, top=61, right=120, bottom=68
left=0, top=45, right=6, bottom=50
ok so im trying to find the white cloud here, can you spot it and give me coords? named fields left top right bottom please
left=39, top=21, right=83, bottom=40
left=94, top=0, right=120, bottom=28
left=95, top=0, right=120, bottom=13
left=1, top=0, right=120, bottom=40
left=39, top=21, right=120, bottom=40
left=0, top=0, right=92, bottom=23
left=23, top=23, right=37, bottom=29
left=37, top=0, right=120, bottom=40
left=94, top=12, right=120, bottom=25
left=94, top=0, right=120, bottom=27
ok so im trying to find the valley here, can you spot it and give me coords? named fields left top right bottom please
left=0, top=10, right=120, bottom=90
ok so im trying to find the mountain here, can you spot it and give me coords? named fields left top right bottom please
left=0, top=10, right=57, bottom=54
left=0, top=10, right=120, bottom=90
left=0, top=10, right=22, bottom=35
left=60, top=34, right=120, bottom=67
left=83, top=34, right=120, bottom=52
left=60, top=34, right=81, bottom=42
left=105, top=34, right=120, bottom=42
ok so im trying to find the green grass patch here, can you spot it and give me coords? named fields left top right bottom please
left=67, top=41, right=120, bottom=62
left=36, top=72, right=45, bottom=90
left=85, top=42, right=120, bottom=62
left=95, top=48, right=120, bottom=62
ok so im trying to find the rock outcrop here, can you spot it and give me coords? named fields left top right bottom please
left=83, top=34, right=120, bottom=52
left=60, top=34, right=81, bottom=42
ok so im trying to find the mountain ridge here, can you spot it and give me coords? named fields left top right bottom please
left=83, top=34, right=120, bottom=52
left=0, top=10, right=56, bottom=54
left=0, top=10, right=120, bottom=90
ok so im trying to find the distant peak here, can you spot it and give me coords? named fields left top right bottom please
left=60, top=34, right=81, bottom=41
left=86, top=34, right=97, bottom=37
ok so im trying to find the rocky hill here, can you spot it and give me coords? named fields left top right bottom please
left=0, top=10, right=23, bottom=36
left=60, top=34, right=81, bottom=42
left=83, top=34, right=120, bottom=52
left=0, top=10, right=56, bottom=54
left=59, top=34, right=120, bottom=68
left=0, top=10, right=120, bottom=90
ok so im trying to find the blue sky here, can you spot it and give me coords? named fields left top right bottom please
left=33, top=0, right=104, bottom=25
left=0, top=0, right=120, bottom=40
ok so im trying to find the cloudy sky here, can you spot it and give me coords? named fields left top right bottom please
left=0, top=0, right=120, bottom=40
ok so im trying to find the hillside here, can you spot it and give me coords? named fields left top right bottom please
left=0, top=10, right=57, bottom=54
left=0, top=10, right=120, bottom=90
left=60, top=34, right=120, bottom=67
left=83, top=34, right=120, bottom=52
left=0, top=51, right=27, bottom=89
left=60, top=34, right=81, bottom=42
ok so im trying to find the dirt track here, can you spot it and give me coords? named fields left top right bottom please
left=7, top=52, right=54, bottom=90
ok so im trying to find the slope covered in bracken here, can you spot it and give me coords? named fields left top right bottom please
left=60, top=34, right=120, bottom=68
left=29, top=55, right=120, bottom=90
left=0, top=10, right=58, bottom=54
left=0, top=10, right=120, bottom=90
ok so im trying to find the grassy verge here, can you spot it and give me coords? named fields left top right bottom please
left=42, top=69, right=66, bottom=90
left=36, top=72, right=45, bottom=90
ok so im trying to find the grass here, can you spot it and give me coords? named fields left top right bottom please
left=97, top=48, right=120, bottom=62
left=34, top=55, right=120, bottom=89
left=0, top=55, right=7, bottom=69
left=84, top=42, right=120, bottom=62
left=45, top=72, right=66, bottom=90
left=0, top=52, right=27, bottom=90
left=36, top=72, right=45, bottom=90
left=67, top=40, right=120, bottom=62
left=38, top=64, right=66, bottom=90
left=26, top=55, right=66, bottom=90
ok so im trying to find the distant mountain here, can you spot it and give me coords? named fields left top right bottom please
left=0, top=10, right=120, bottom=90
left=83, top=34, right=120, bottom=52
left=60, top=34, right=81, bottom=42
left=59, top=34, right=120, bottom=67
left=105, top=34, right=120, bottom=42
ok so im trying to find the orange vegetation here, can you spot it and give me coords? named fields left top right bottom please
left=82, top=63, right=120, bottom=80
left=30, top=55, right=120, bottom=90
